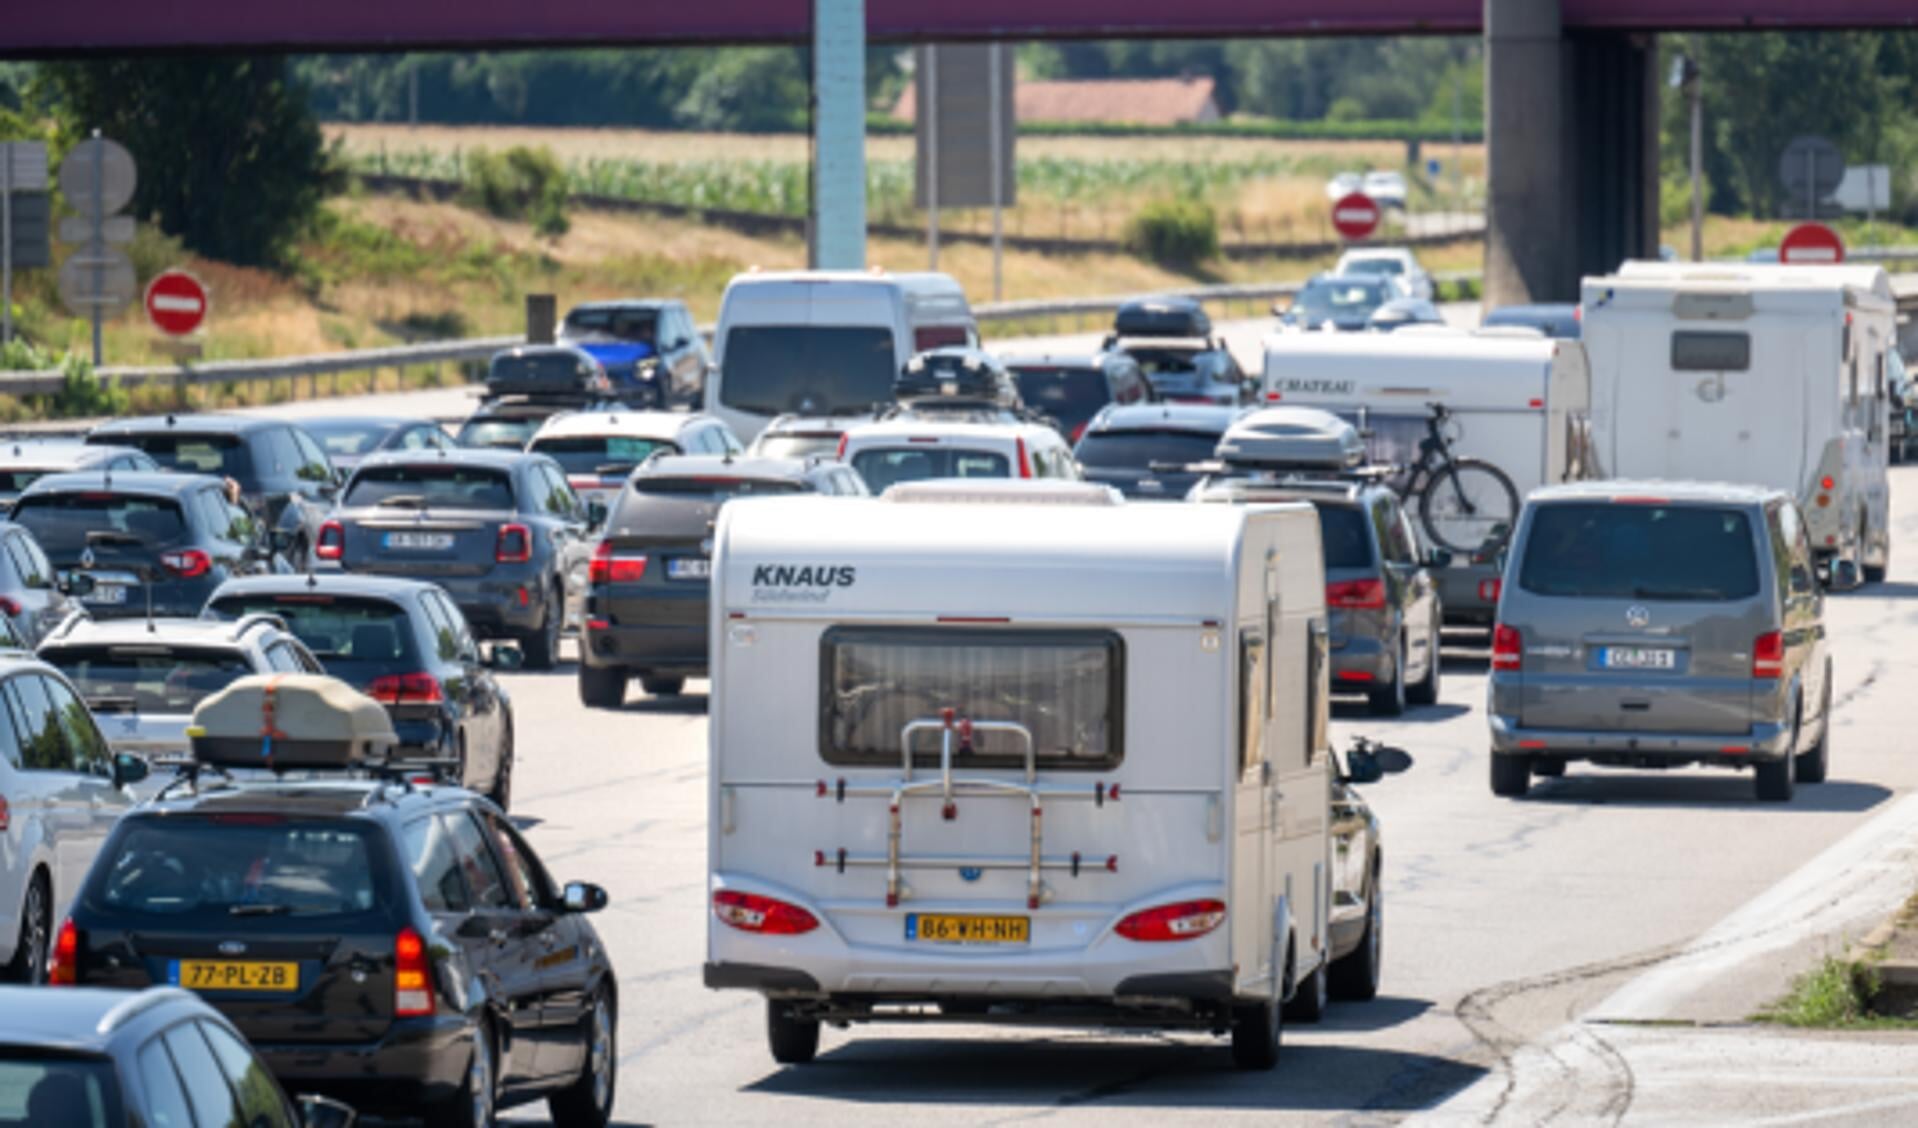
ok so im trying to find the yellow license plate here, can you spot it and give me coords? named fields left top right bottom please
left=908, top=914, right=1030, bottom=944
left=173, top=960, right=299, bottom=992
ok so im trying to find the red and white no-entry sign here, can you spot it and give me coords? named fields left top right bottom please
left=144, top=269, right=208, bottom=336
left=1779, top=222, right=1845, bottom=265
left=1331, top=191, right=1382, bottom=241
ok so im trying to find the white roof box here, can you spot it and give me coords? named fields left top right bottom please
left=880, top=480, right=1124, bottom=506
left=189, top=674, right=398, bottom=771
left=1217, top=406, right=1365, bottom=469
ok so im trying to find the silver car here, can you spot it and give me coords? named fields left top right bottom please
left=1488, top=482, right=1832, bottom=802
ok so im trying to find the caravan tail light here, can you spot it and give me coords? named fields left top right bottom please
left=1752, top=630, right=1784, bottom=679
left=495, top=523, right=533, bottom=563
left=1115, top=899, right=1226, bottom=942
left=588, top=541, right=647, bottom=584
left=47, top=918, right=78, bottom=986
left=1491, top=624, right=1523, bottom=671
left=713, top=890, right=818, bottom=935
left=315, top=520, right=345, bottom=561
left=1326, top=578, right=1386, bottom=610
left=394, top=927, right=435, bottom=1016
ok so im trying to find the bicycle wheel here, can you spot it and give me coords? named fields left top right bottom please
left=1417, top=458, right=1520, bottom=557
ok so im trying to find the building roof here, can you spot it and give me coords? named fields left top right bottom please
left=892, top=76, right=1219, bottom=128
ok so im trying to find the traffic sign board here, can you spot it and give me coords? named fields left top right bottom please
left=58, top=137, right=136, bottom=217
left=145, top=269, right=208, bottom=336
left=58, top=215, right=134, bottom=244
left=1779, top=136, right=1844, bottom=205
left=1, top=142, right=48, bottom=193
left=1331, top=191, right=1381, bottom=241
left=1779, top=222, right=1845, bottom=265
left=56, top=248, right=137, bottom=314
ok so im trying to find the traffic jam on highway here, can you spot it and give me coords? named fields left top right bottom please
left=0, top=247, right=1905, bottom=1126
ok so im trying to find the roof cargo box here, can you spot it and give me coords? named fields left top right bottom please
left=1113, top=297, right=1211, bottom=340
left=189, top=674, right=398, bottom=771
left=895, top=348, right=1022, bottom=409
left=486, top=346, right=609, bottom=399
left=1216, top=406, right=1365, bottom=469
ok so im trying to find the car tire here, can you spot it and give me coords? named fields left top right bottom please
left=1796, top=685, right=1831, bottom=785
left=548, top=990, right=617, bottom=1128
left=1283, top=956, right=1329, bottom=1023
left=1367, top=640, right=1407, bottom=717
left=429, top=1021, right=496, bottom=1128
left=1490, top=753, right=1531, bottom=798
left=578, top=664, right=627, bottom=710
left=767, top=1001, right=820, bottom=1065
left=522, top=585, right=562, bottom=671
left=487, top=722, right=514, bottom=813
left=1329, top=867, right=1382, bottom=1002
left=1407, top=627, right=1441, bottom=707
left=1230, top=989, right=1282, bottom=1070
left=1756, top=754, right=1796, bottom=802
left=641, top=675, right=686, bottom=698
left=4, top=871, right=50, bottom=985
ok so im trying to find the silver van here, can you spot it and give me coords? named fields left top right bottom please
left=1488, top=482, right=1832, bottom=802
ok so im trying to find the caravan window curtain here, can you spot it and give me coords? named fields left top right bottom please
left=820, top=627, right=1123, bottom=771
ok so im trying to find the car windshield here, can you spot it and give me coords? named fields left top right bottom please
left=12, top=494, right=187, bottom=554
left=851, top=448, right=1010, bottom=492
left=1008, top=367, right=1111, bottom=433
left=1291, top=279, right=1390, bottom=324
left=209, top=595, right=420, bottom=669
left=40, top=645, right=254, bottom=714
left=530, top=435, right=675, bottom=476
left=1519, top=503, right=1759, bottom=601
left=0, top=1054, right=121, bottom=1128
left=1074, top=430, right=1220, bottom=471
left=92, top=818, right=381, bottom=919
left=1318, top=505, right=1375, bottom=569
left=458, top=418, right=539, bottom=450
left=112, top=433, right=251, bottom=480
left=752, top=434, right=840, bottom=460
left=304, top=419, right=395, bottom=457
left=720, top=326, right=897, bottom=416
left=563, top=307, right=658, bottom=343
left=344, top=465, right=514, bottom=510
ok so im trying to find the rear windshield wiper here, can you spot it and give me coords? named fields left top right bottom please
left=83, top=695, right=139, bottom=713
left=85, top=530, right=146, bottom=548
left=228, top=903, right=292, bottom=917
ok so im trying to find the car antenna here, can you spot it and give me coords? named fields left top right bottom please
left=141, top=565, right=156, bottom=633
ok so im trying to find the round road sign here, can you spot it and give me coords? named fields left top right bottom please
left=145, top=269, right=209, bottom=336
left=57, top=137, right=137, bottom=218
left=1332, top=191, right=1381, bottom=241
left=1779, top=222, right=1845, bottom=265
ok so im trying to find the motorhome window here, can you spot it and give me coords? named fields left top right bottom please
left=1670, top=331, right=1750, bottom=372
left=1239, top=633, right=1266, bottom=775
left=721, top=326, right=896, bottom=415
left=1518, top=503, right=1759, bottom=601
left=820, top=627, right=1122, bottom=771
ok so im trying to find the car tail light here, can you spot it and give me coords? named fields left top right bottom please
left=47, top=918, right=78, bottom=986
left=1478, top=578, right=1502, bottom=603
left=1326, top=578, right=1387, bottom=610
left=315, top=520, right=345, bottom=561
left=1016, top=437, right=1031, bottom=478
left=160, top=548, right=212, bottom=579
left=0, top=596, right=19, bottom=618
left=367, top=673, right=445, bottom=705
left=712, top=890, right=819, bottom=935
left=496, top=523, right=532, bottom=564
left=1492, top=624, right=1523, bottom=671
left=394, top=927, right=434, bottom=1016
left=588, top=540, right=647, bottom=584
left=836, top=433, right=849, bottom=459
left=1070, top=422, right=1087, bottom=445
left=0, top=795, right=8, bottom=832
left=1115, top=899, right=1227, bottom=942
left=1752, top=630, right=1784, bottom=679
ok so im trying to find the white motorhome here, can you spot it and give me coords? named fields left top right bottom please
left=1582, top=262, right=1895, bottom=585
left=705, top=482, right=1368, bottom=1068
left=708, top=271, right=977, bottom=443
left=1259, top=330, right=1592, bottom=622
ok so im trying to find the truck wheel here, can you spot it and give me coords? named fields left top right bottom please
left=1367, top=641, right=1407, bottom=716
left=766, top=1001, right=820, bottom=1065
left=1329, top=870, right=1382, bottom=1002
left=1755, top=754, right=1796, bottom=802
left=1490, top=753, right=1531, bottom=798
left=1283, top=958, right=1328, bottom=1023
left=578, top=664, right=627, bottom=709
left=641, top=675, right=685, bottom=698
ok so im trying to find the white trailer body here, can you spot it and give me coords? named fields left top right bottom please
left=1582, top=262, right=1895, bottom=579
left=706, top=485, right=1333, bottom=1060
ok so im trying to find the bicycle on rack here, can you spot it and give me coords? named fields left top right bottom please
left=1396, top=403, right=1519, bottom=558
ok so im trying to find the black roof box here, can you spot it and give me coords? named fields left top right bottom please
left=1113, top=297, right=1211, bottom=340
left=896, top=348, right=1023, bottom=410
left=486, top=346, right=609, bottom=399
left=1216, top=407, right=1365, bottom=469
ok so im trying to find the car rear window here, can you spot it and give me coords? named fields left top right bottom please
left=208, top=596, right=419, bottom=668
left=458, top=419, right=540, bottom=450
left=40, top=645, right=253, bottom=715
left=531, top=435, right=675, bottom=476
left=721, top=326, right=897, bottom=416
left=1518, top=502, right=1760, bottom=601
left=751, top=434, right=840, bottom=461
left=1317, top=504, right=1374, bottom=570
left=1008, top=367, right=1112, bottom=432
left=11, top=493, right=188, bottom=553
left=92, top=818, right=381, bottom=919
left=112, top=433, right=251, bottom=479
left=1074, top=430, right=1220, bottom=471
left=0, top=1054, right=121, bottom=1128
left=851, top=448, right=1010, bottom=492
left=564, top=307, right=657, bottom=340
left=305, top=419, right=391, bottom=457
left=344, top=465, right=514, bottom=510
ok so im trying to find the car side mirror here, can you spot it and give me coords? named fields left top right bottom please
left=485, top=644, right=525, bottom=671
left=586, top=499, right=608, bottom=529
left=59, top=572, right=96, bottom=597
left=111, top=752, right=150, bottom=789
left=296, top=1094, right=358, bottom=1128
left=561, top=881, right=609, bottom=914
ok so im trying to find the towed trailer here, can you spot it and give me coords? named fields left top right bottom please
left=704, top=479, right=1400, bottom=1068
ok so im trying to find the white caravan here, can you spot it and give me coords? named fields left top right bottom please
left=706, top=481, right=1363, bottom=1068
left=1259, top=329, right=1592, bottom=622
left=708, top=271, right=977, bottom=442
left=1582, top=262, right=1895, bottom=584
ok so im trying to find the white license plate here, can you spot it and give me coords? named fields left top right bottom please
left=384, top=532, right=454, bottom=551
left=667, top=558, right=711, bottom=580
left=85, top=584, right=127, bottom=605
left=1602, top=647, right=1676, bottom=670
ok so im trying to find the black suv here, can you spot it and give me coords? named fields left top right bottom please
left=317, top=450, right=599, bottom=668
left=12, top=471, right=271, bottom=619
left=55, top=778, right=617, bottom=1127
left=86, top=415, right=341, bottom=567
left=1103, top=297, right=1253, bottom=407
left=1000, top=350, right=1158, bottom=442
left=0, top=985, right=355, bottom=1128
left=205, top=574, right=519, bottom=808
left=579, top=454, right=863, bottom=707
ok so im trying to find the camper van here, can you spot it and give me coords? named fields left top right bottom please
left=1582, top=262, right=1895, bottom=586
left=704, top=481, right=1399, bottom=1068
left=1260, top=330, right=1592, bottom=623
left=708, top=271, right=977, bottom=443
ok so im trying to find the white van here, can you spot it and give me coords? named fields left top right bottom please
left=1582, top=262, right=1895, bottom=585
left=708, top=271, right=977, bottom=443
left=1260, top=330, right=1592, bottom=622
left=705, top=483, right=1364, bottom=1068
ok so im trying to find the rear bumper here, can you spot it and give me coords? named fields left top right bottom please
left=437, top=571, right=550, bottom=636
left=253, top=1014, right=470, bottom=1111
left=1487, top=711, right=1792, bottom=762
left=580, top=621, right=707, bottom=672
left=1331, top=635, right=1393, bottom=684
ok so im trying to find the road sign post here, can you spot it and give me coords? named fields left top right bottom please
left=56, top=132, right=137, bottom=366
left=1779, top=222, right=1845, bottom=265
left=1331, top=191, right=1382, bottom=241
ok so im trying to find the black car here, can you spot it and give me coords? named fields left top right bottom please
left=456, top=396, right=629, bottom=451
left=559, top=298, right=711, bottom=407
left=1074, top=403, right=1243, bottom=500
left=315, top=450, right=597, bottom=669
left=579, top=454, right=862, bottom=708
left=0, top=439, right=159, bottom=511
left=85, top=414, right=342, bottom=567
left=302, top=415, right=458, bottom=472
left=1001, top=351, right=1159, bottom=442
left=0, top=985, right=356, bottom=1128
left=1103, top=297, right=1255, bottom=407
left=204, top=573, right=519, bottom=807
left=55, top=775, right=617, bottom=1127
left=13, top=471, right=272, bottom=619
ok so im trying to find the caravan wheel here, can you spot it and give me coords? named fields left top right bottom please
left=1283, top=959, right=1328, bottom=1023
left=766, top=1001, right=820, bottom=1065
left=1230, top=995, right=1282, bottom=1070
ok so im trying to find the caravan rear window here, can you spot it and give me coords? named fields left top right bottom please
left=820, top=627, right=1123, bottom=771
left=1671, top=331, right=1751, bottom=372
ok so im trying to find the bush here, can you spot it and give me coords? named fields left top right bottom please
left=54, top=354, right=130, bottom=418
left=1124, top=198, right=1219, bottom=267
left=461, top=146, right=570, bottom=237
